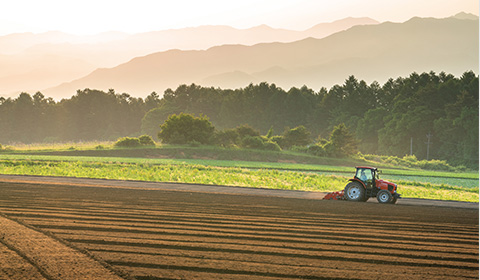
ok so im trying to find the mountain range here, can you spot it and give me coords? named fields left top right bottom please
left=0, top=13, right=478, bottom=99
left=0, top=17, right=377, bottom=98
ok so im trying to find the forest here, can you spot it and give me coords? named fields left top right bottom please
left=0, top=71, right=477, bottom=168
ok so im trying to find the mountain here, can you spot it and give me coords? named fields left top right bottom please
left=43, top=16, right=478, bottom=99
left=0, top=17, right=378, bottom=97
left=452, top=12, right=478, bottom=20
left=304, top=17, right=378, bottom=38
left=121, top=17, right=379, bottom=53
left=0, top=17, right=378, bottom=55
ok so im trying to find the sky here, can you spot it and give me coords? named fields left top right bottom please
left=0, top=0, right=478, bottom=35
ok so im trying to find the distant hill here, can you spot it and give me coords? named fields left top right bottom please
left=43, top=15, right=479, bottom=99
left=452, top=12, right=478, bottom=20
left=0, top=17, right=377, bottom=97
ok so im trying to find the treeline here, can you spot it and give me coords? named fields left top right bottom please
left=0, top=89, right=161, bottom=143
left=0, top=71, right=477, bottom=167
left=143, top=71, right=478, bottom=167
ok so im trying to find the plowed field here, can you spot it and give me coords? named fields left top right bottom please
left=0, top=181, right=478, bottom=280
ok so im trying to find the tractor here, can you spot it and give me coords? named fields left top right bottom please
left=324, top=166, right=401, bottom=204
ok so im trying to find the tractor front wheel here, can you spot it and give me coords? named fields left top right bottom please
left=377, top=190, right=393, bottom=204
left=344, top=182, right=366, bottom=202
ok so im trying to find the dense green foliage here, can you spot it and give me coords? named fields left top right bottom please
left=0, top=89, right=161, bottom=143
left=280, top=125, right=311, bottom=149
left=138, top=135, right=156, bottom=146
left=212, top=124, right=281, bottom=151
left=158, top=113, right=215, bottom=144
left=0, top=71, right=477, bottom=167
left=114, top=135, right=155, bottom=147
left=114, top=137, right=141, bottom=147
left=142, top=72, right=478, bottom=167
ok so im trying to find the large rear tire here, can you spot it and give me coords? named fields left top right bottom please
left=377, top=190, right=393, bottom=204
left=344, top=182, right=366, bottom=202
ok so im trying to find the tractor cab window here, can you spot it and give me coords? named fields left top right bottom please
left=356, top=168, right=373, bottom=185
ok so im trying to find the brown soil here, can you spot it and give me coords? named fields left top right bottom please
left=0, top=180, right=477, bottom=280
left=0, top=211, right=123, bottom=279
left=0, top=242, right=46, bottom=280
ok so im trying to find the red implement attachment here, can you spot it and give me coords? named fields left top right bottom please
left=323, top=190, right=345, bottom=200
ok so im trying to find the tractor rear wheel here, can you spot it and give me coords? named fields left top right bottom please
left=344, top=182, right=366, bottom=202
left=377, top=190, right=393, bottom=204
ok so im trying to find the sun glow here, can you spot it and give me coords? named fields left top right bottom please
left=1, top=0, right=477, bottom=35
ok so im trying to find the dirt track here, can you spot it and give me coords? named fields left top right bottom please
left=0, top=176, right=478, bottom=279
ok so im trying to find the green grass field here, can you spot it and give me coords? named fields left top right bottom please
left=0, top=144, right=477, bottom=202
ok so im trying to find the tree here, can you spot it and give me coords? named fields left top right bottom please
left=281, top=126, right=311, bottom=149
left=355, top=108, right=387, bottom=153
left=330, top=123, right=357, bottom=157
left=214, top=129, right=239, bottom=147
left=145, top=92, right=161, bottom=110
left=158, top=113, right=215, bottom=144
left=141, top=103, right=181, bottom=139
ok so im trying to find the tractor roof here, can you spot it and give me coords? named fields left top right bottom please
left=355, top=166, right=377, bottom=170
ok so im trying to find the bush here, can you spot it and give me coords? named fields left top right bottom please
left=416, top=159, right=453, bottom=171
left=115, top=137, right=141, bottom=148
left=241, top=136, right=265, bottom=149
left=158, top=113, right=215, bottom=144
left=282, top=126, right=311, bottom=149
left=235, top=124, right=260, bottom=138
left=214, top=129, right=239, bottom=147
left=361, top=153, right=457, bottom=171
left=138, top=135, right=156, bottom=146
left=307, top=144, right=327, bottom=157
left=455, top=165, right=467, bottom=172
left=402, top=154, right=418, bottom=164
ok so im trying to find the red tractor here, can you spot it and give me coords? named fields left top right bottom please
left=324, top=166, right=401, bottom=204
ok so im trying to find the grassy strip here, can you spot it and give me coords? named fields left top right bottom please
left=0, top=154, right=477, bottom=180
left=0, top=141, right=112, bottom=151
left=4, top=144, right=349, bottom=163
left=0, top=159, right=477, bottom=202
left=397, top=181, right=479, bottom=203
left=0, top=160, right=346, bottom=192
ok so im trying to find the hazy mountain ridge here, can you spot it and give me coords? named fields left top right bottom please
left=0, top=17, right=378, bottom=55
left=42, top=15, right=478, bottom=98
left=0, top=17, right=378, bottom=97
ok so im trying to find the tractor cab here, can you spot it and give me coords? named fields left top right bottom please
left=354, top=167, right=376, bottom=188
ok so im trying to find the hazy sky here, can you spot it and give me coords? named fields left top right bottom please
left=1, top=0, right=478, bottom=35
